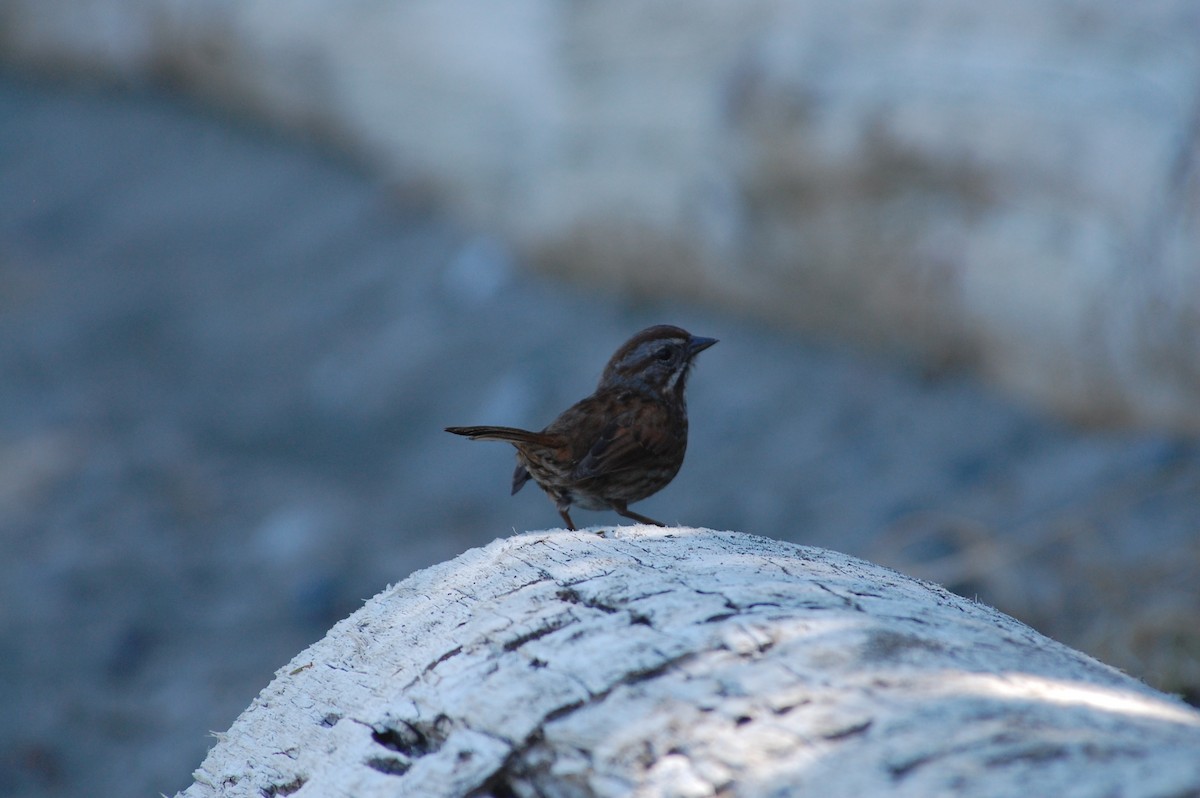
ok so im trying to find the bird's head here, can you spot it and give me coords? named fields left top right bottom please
left=598, top=324, right=717, bottom=398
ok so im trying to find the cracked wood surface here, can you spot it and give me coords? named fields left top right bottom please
left=178, top=528, right=1200, bottom=797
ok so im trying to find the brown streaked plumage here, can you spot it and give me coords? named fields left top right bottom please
left=446, top=324, right=716, bottom=530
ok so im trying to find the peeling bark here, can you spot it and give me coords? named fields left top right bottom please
left=178, top=528, right=1200, bottom=797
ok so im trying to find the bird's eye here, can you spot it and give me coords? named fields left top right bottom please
left=656, top=345, right=673, bottom=361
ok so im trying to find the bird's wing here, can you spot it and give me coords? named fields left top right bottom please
left=571, top=407, right=671, bottom=482
left=511, top=464, right=531, bottom=495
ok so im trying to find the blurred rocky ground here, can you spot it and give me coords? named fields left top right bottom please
left=1, top=3, right=1199, bottom=797
left=3, top=1, right=1199, bottom=429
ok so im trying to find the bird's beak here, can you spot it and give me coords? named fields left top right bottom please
left=688, top=335, right=718, bottom=356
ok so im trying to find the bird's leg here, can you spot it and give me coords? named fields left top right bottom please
left=611, top=501, right=665, bottom=527
left=557, top=504, right=577, bottom=531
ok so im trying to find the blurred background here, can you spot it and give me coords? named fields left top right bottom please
left=2, top=2, right=1199, bottom=796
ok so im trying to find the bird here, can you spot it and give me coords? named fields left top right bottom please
left=446, top=324, right=716, bottom=530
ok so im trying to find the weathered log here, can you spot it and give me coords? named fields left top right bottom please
left=178, top=527, right=1200, bottom=797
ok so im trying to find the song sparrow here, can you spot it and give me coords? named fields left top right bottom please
left=446, top=325, right=716, bottom=530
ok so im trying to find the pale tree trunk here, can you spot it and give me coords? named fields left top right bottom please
left=178, top=528, right=1200, bottom=797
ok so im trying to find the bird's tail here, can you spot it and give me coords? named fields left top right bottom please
left=444, top=425, right=557, bottom=447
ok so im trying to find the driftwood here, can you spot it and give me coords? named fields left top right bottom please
left=178, top=528, right=1200, bottom=797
